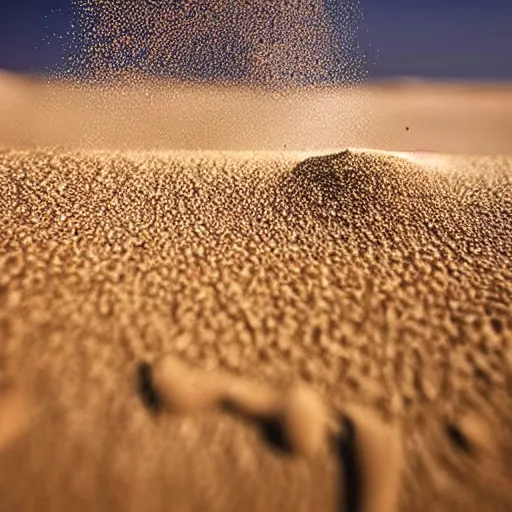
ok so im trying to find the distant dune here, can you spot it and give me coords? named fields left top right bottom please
left=1, top=71, right=512, bottom=154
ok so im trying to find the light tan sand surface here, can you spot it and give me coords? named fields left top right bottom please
left=1, top=73, right=512, bottom=154
left=0, top=148, right=511, bottom=511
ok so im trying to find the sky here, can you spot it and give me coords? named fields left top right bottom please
left=0, top=0, right=511, bottom=80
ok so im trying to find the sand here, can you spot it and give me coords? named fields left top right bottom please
left=2, top=73, right=512, bottom=154
left=0, top=65, right=511, bottom=512
left=0, top=142, right=511, bottom=511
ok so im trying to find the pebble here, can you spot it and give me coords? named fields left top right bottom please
left=151, top=355, right=225, bottom=414
left=221, top=377, right=282, bottom=419
left=342, top=405, right=403, bottom=512
left=150, top=355, right=343, bottom=460
left=458, top=412, right=498, bottom=461
left=280, top=384, right=332, bottom=459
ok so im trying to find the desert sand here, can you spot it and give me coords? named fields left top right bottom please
left=0, top=73, right=512, bottom=512
left=2, top=72, right=512, bottom=154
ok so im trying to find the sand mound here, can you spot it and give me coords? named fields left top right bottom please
left=0, top=149, right=511, bottom=511
left=279, top=151, right=512, bottom=256
left=279, top=150, right=443, bottom=223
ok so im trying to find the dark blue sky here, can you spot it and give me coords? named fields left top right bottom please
left=0, top=0, right=511, bottom=79
left=360, top=0, right=512, bottom=79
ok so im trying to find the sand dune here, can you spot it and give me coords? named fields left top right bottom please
left=0, top=147, right=511, bottom=511
left=1, top=73, right=512, bottom=153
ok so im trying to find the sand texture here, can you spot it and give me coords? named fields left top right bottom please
left=0, top=148, right=511, bottom=511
